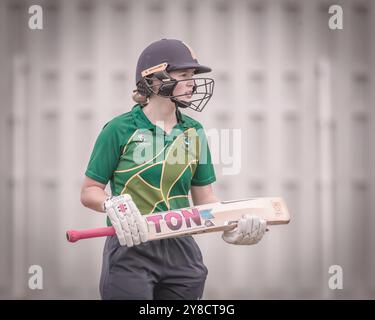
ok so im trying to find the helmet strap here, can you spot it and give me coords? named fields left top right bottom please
left=170, top=97, right=191, bottom=109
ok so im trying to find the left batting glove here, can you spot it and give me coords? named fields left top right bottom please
left=222, top=214, right=267, bottom=245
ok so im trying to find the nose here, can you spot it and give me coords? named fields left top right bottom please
left=186, top=78, right=195, bottom=88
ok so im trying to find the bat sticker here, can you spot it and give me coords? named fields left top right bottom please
left=204, top=220, right=215, bottom=227
left=199, top=209, right=214, bottom=220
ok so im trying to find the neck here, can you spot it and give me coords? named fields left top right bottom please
left=142, top=96, right=178, bottom=128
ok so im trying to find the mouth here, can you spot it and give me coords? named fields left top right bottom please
left=184, top=91, right=193, bottom=98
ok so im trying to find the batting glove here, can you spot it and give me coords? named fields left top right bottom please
left=222, top=214, right=267, bottom=245
left=104, top=194, right=148, bottom=247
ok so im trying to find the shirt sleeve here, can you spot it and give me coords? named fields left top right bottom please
left=191, top=125, right=216, bottom=186
left=85, top=121, right=122, bottom=185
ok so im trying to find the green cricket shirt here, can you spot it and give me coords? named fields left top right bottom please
left=85, top=104, right=216, bottom=224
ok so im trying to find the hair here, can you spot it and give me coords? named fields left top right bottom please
left=132, top=89, right=149, bottom=106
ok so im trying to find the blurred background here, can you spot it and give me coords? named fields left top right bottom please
left=0, top=0, right=374, bottom=299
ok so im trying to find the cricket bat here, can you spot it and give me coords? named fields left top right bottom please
left=66, top=197, right=290, bottom=243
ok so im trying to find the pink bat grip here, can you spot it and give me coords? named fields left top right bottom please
left=66, top=226, right=116, bottom=242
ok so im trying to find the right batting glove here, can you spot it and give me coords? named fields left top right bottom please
left=222, top=214, right=267, bottom=245
left=103, top=194, right=148, bottom=247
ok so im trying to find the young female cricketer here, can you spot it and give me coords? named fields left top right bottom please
left=80, top=39, right=267, bottom=300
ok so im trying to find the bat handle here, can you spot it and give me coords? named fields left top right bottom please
left=66, top=226, right=116, bottom=243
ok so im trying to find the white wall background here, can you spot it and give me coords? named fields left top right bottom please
left=0, top=0, right=374, bottom=299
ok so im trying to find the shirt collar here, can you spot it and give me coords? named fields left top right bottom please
left=131, top=104, right=155, bottom=130
left=131, top=104, right=194, bottom=130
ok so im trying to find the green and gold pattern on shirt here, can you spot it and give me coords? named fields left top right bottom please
left=113, top=127, right=200, bottom=215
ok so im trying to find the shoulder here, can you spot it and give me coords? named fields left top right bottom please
left=96, top=108, right=139, bottom=147
left=101, top=108, right=139, bottom=137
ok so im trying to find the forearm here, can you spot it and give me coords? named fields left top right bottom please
left=193, top=194, right=220, bottom=205
left=81, top=186, right=109, bottom=213
left=191, top=184, right=220, bottom=206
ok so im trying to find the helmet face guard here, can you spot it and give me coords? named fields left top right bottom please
left=168, top=78, right=215, bottom=112
left=136, top=70, right=214, bottom=112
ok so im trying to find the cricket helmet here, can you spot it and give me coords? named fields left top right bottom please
left=135, top=38, right=214, bottom=111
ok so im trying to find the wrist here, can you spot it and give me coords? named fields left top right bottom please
left=103, top=196, right=113, bottom=212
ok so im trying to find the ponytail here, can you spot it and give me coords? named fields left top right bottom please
left=132, top=89, right=149, bottom=106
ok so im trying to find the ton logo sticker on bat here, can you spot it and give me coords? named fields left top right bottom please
left=146, top=208, right=214, bottom=233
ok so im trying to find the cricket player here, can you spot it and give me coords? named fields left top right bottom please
left=80, top=39, right=267, bottom=300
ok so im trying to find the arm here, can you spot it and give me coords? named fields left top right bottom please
left=191, top=184, right=220, bottom=206
left=80, top=176, right=109, bottom=213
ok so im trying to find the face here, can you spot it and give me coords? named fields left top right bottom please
left=169, top=69, right=196, bottom=101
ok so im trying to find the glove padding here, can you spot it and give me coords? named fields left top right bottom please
left=104, top=194, right=148, bottom=247
left=222, top=214, right=267, bottom=245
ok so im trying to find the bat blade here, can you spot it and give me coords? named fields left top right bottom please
left=66, top=197, right=290, bottom=243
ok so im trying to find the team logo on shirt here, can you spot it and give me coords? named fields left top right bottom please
left=134, top=133, right=152, bottom=147
left=138, top=134, right=145, bottom=142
